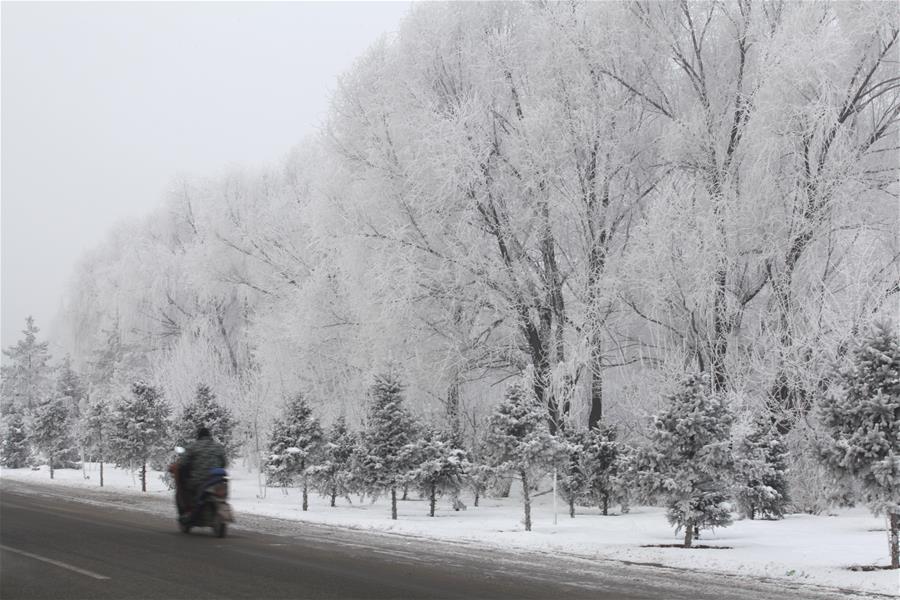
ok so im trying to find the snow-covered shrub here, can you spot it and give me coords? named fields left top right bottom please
left=405, top=427, right=470, bottom=516
left=818, top=322, right=900, bottom=569
left=484, top=383, right=567, bottom=531
left=1, top=408, right=30, bottom=468
left=265, top=393, right=323, bottom=510
left=308, top=416, right=357, bottom=507
left=633, top=373, right=734, bottom=547
left=733, top=412, right=789, bottom=520
left=32, top=395, right=80, bottom=477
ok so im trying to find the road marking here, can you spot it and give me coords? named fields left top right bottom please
left=0, top=544, right=110, bottom=580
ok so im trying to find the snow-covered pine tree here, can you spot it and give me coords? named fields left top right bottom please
left=1, top=408, right=30, bottom=468
left=484, top=383, right=567, bottom=531
left=733, top=412, right=789, bottom=520
left=108, top=381, right=171, bottom=492
left=173, top=384, right=239, bottom=460
left=81, top=397, right=109, bottom=487
left=31, top=395, right=79, bottom=478
left=558, top=430, right=588, bottom=518
left=55, top=357, right=87, bottom=474
left=358, top=373, right=419, bottom=520
left=265, top=393, right=323, bottom=511
left=634, top=373, right=734, bottom=547
left=818, top=322, right=900, bottom=569
left=405, top=426, right=470, bottom=517
left=1, top=316, right=53, bottom=412
left=582, top=424, right=630, bottom=516
left=308, top=416, right=357, bottom=507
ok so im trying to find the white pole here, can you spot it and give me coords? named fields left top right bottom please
left=553, top=468, right=558, bottom=525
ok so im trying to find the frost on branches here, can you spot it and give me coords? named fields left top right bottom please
left=265, top=393, right=323, bottom=511
left=733, top=412, right=789, bottom=520
left=404, top=426, right=470, bottom=517
left=635, top=373, right=734, bottom=547
left=356, top=373, right=419, bottom=520
left=1, top=408, right=30, bottom=468
left=174, top=384, right=239, bottom=460
left=818, top=322, right=900, bottom=569
left=108, top=381, right=171, bottom=492
left=308, top=416, right=357, bottom=507
left=484, top=383, right=566, bottom=532
left=31, top=395, right=79, bottom=478
left=582, top=425, right=631, bottom=516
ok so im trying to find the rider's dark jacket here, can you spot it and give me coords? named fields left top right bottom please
left=183, top=437, right=227, bottom=494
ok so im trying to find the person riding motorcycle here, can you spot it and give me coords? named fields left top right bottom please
left=178, top=426, right=227, bottom=525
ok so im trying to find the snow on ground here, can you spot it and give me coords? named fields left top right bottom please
left=3, top=463, right=898, bottom=597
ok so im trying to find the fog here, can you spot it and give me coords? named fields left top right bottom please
left=1, top=1, right=410, bottom=351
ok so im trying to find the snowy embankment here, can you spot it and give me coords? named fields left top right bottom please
left=3, top=464, right=898, bottom=597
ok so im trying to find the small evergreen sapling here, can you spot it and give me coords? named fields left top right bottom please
left=108, top=381, right=171, bottom=492
left=81, top=397, right=110, bottom=487
left=358, top=373, right=419, bottom=520
left=634, top=373, right=735, bottom=547
left=174, top=384, right=239, bottom=460
left=405, top=427, right=471, bottom=517
left=733, top=412, right=789, bottom=520
left=558, top=430, right=588, bottom=518
left=308, top=416, right=357, bottom=507
left=818, top=323, right=900, bottom=569
left=582, top=424, right=630, bottom=516
left=484, top=383, right=567, bottom=531
left=1, top=408, right=30, bottom=468
left=265, top=393, right=323, bottom=511
left=31, top=395, right=79, bottom=478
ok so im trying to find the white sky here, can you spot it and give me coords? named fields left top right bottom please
left=1, top=1, right=411, bottom=352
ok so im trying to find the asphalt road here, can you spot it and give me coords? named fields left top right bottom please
left=0, top=479, right=867, bottom=600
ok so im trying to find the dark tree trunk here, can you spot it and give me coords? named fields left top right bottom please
left=99, top=459, right=104, bottom=487
left=601, top=495, right=609, bottom=516
left=683, top=520, right=694, bottom=548
left=402, top=483, right=408, bottom=501
left=521, top=470, right=532, bottom=532
left=474, top=488, right=480, bottom=507
left=391, top=487, right=397, bottom=520
left=429, top=482, right=436, bottom=517
left=891, top=512, right=899, bottom=570
left=568, top=496, right=575, bottom=519
left=141, top=462, right=147, bottom=493
left=330, top=486, right=337, bottom=508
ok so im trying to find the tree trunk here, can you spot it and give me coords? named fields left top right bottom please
left=474, top=487, right=480, bottom=507
left=100, top=459, right=104, bottom=487
left=683, top=520, right=694, bottom=548
left=330, top=486, right=337, bottom=508
left=890, top=512, right=899, bottom=570
left=141, top=462, right=147, bottom=493
left=602, top=495, right=609, bottom=516
left=568, top=496, right=575, bottom=518
left=521, top=470, right=532, bottom=532
left=49, top=457, right=54, bottom=480
left=391, top=487, right=397, bottom=520
left=429, top=482, right=436, bottom=517
left=402, top=483, right=408, bottom=501
left=302, top=480, right=309, bottom=511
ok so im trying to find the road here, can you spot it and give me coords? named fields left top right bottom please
left=0, top=479, right=868, bottom=600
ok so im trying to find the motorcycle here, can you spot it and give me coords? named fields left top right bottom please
left=169, top=448, right=235, bottom=538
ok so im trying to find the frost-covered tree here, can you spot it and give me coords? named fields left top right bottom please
left=819, top=323, right=900, bottom=569
left=265, top=393, right=323, bottom=511
left=582, top=424, right=630, bottom=516
left=108, top=381, right=171, bottom=492
left=357, top=374, right=419, bottom=520
left=1, top=408, right=30, bottom=468
left=635, top=374, right=734, bottom=547
left=405, top=427, right=470, bottom=517
left=733, top=413, right=789, bottom=520
left=81, top=397, right=109, bottom=487
left=558, top=430, right=588, bottom=518
left=308, top=416, right=357, bottom=507
left=31, top=396, right=79, bottom=478
left=1, top=316, right=53, bottom=412
left=484, top=384, right=566, bottom=531
left=173, top=384, right=239, bottom=460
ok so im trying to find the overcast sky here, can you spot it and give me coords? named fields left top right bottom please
left=1, top=1, right=411, bottom=352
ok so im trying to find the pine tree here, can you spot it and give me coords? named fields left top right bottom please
left=81, top=397, right=110, bottom=487
left=265, top=393, right=323, bottom=511
left=31, top=396, right=79, bottom=478
left=558, top=430, right=588, bottom=518
left=405, top=426, right=471, bottom=517
left=1, top=408, right=30, bottom=468
left=634, top=373, right=734, bottom=547
left=308, top=416, right=357, bottom=507
left=358, top=373, right=419, bottom=520
left=173, top=384, right=239, bottom=460
left=582, top=424, right=630, bottom=516
left=108, top=381, right=171, bottom=492
left=55, top=357, right=87, bottom=472
left=484, top=383, right=567, bottom=531
left=818, top=322, right=900, bottom=569
left=733, top=412, right=789, bottom=520
left=1, top=316, right=53, bottom=412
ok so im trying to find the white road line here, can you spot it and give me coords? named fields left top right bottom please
left=0, top=544, right=110, bottom=580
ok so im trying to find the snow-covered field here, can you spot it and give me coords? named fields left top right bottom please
left=3, top=463, right=898, bottom=597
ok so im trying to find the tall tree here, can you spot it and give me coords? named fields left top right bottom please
left=31, top=396, right=78, bottom=478
left=1, top=316, right=53, bottom=412
left=265, top=393, right=323, bottom=511
left=173, top=384, right=239, bottom=460
left=1, top=408, right=30, bottom=468
left=108, top=381, right=171, bottom=492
